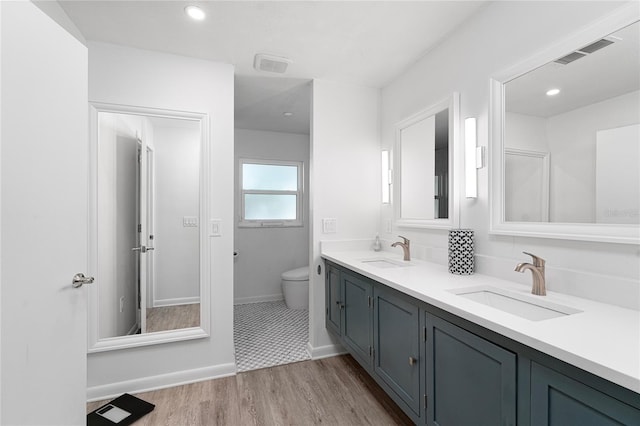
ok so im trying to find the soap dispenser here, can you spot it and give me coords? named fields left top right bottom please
left=373, top=234, right=382, bottom=252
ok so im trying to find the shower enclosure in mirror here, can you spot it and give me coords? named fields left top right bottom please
left=490, top=6, right=639, bottom=244
left=394, top=93, right=460, bottom=229
left=88, top=103, right=210, bottom=351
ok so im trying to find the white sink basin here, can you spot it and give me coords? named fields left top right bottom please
left=360, top=258, right=412, bottom=269
left=450, top=286, right=582, bottom=321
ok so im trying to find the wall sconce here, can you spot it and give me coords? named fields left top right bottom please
left=381, top=150, right=391, bottom=204
left=465, top=117, right=480, bottom=198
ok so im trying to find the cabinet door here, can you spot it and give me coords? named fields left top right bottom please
left=374, top=286, right=421, bottom=416
left=325, top=263, right=342, bottom=336
left=342, top=272, right=373, bottom=367
left=426, top=314, right=516, bottom=426
left=531, top=362, right=640, bottom=426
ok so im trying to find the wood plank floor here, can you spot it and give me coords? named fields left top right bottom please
left=87, top=355, right=413, bottom=425
left=146, top=303, right=200, bottom=333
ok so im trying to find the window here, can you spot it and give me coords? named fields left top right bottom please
left=239, top=159, right=303, bottom=227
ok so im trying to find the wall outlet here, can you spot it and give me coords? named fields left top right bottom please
left=119, top=296, right=125, bottom=313
left=322, top=218, right=337, bottom=234
left=385, top=219, right=392, bottom=234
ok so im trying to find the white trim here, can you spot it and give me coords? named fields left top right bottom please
left=152, top=297, right=200, bottom=308
left=88, top=327, right=208, bottom=353
left=87, top=363, right=236, bottom=402
left=394, top=92, right=460, bottom=230
left=307, top=341, right=346, bottom=360
left=489, top=5, right=640, bottom=245
left=234, top=294, right=284, bottom=305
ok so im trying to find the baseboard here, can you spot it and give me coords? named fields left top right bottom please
left=152, top=297, right=200, bottom=308
left=234, top=294, right=283, bottom=305
left=87, top=363, right=236, bottom=402
left=307, top=341, right=346, bottom=360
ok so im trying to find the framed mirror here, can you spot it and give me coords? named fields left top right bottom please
left=394, top=93, right=460, bottom=229
left=88, top=103, right=210, bottom=352
left=490, top=6, right=640, bottom=244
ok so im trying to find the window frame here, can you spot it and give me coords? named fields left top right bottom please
left=238, top=158, right=304, bottom=228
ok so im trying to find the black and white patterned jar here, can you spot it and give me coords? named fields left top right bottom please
left=448, top=229, right=474, bottom=275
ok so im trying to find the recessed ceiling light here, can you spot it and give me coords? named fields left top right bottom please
left=283, top=112, right=294, bottom=117
left=185, top=5, right=205, bottom=21
left=546, top=88, right=560, bottom=96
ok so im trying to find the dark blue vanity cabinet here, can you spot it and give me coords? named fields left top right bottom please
left=341, top=271, right=373, bottom=367
left=325, top=263, right=342, bottom=336
left=373, top=285, right=423, bottom=417
left=530, top=362, right=640, bottom=426
left=426, top=313, right=517, bottom=426
left=323, top=260, right=640, bottom=426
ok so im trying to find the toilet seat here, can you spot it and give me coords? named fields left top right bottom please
left=281, top=266, right=309, bottom=281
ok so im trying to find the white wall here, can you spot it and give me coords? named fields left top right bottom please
left=546, top=90, right=640, bottom=223
left=310, top=79, right=380, bottom=356
left=380, top=1, right=640, bottom=310
left=87, top=42, right=235, bottom=397
left=234, top=129, right=310, bottom=304
left=153, top=123, right=200, bottom=306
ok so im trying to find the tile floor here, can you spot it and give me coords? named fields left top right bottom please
left=234, top=300, right=310, bottom=372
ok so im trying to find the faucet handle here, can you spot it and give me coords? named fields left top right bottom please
left=398, top=235, right=410, bottom=245
left=523, top=251, right=545, bottom=267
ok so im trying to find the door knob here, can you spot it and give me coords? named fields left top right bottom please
left=409, top=356, right=417, bottom=366
left=132, top=246, right=155, bottom=253
left=72, top=273, right=94, bottom=288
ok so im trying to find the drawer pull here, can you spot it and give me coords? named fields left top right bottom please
left=409, top=356, right=417, bottom=366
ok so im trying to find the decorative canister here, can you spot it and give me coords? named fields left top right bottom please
left=448, top=229, right=474, bottom=275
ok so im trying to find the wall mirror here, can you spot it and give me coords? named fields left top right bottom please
left=88, top=103, right=210, bottom=352
left=394, top=93, right=460, bottom=229
left=490, top=6, right=639, bottom=244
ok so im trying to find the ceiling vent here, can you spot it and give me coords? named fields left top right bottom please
left=579, top=38, right=614, bottom=54
left=253, top=54, right=292, bottom=74
left=554, top=38, right=614, bottom=65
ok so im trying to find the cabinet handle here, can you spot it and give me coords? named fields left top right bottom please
left=409, top=356, right=417, bottom=366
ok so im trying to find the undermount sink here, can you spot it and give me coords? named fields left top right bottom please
left=360, top=258, right=412, bottom=269
left=450, top=286, right=582, bottom=321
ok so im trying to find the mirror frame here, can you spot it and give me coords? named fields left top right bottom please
left=87, top=102, right=211, bottom=352
left=394, top=93, right=460, bottom=229
left=489, top=5, right=640, bottom=244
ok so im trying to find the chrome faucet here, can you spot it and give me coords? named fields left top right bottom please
left=515, top=252, right=546, bottom=296
left=391, top=236, right=411, bottom=261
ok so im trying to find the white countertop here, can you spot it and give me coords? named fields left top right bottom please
left=322, top=249, right=640, bottom=394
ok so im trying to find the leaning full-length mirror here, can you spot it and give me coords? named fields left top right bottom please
left=88, top=103, right=210, bottom=351
left=490, top=9, right=640, bottom=243
left=394, top=93, right=460, bottom=229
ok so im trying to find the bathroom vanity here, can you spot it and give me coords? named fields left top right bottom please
left=322, top=251, right=640, bottom=425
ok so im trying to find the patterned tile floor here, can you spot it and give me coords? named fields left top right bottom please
left=234, top=300, right=310, bottom=372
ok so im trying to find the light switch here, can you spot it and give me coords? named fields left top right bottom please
left=183, top=216, right=198, bottom=227
left=322, top=218, right=337, bottom=234
left=210, top=219, right=222, bottom=237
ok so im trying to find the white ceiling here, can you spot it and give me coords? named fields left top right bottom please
left=506, top=20, right=640, bottom=118
left=59, top=1, right=487, bottom=134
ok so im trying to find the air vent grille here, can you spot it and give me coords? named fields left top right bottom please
left=254, top=54, right=292, bottom=74
left=579, top=38, right=614, bottom=54
left=554, top=51, right=587, bottom=65
left=554, top=38, right=614, bottom=65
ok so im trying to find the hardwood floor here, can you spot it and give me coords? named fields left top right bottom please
left=146, top=303, right=200, bottom=333
left=87, top=355, right=413, bottom=425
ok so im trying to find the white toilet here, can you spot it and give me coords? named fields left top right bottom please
left=281, top=266, right=309, bottom=309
